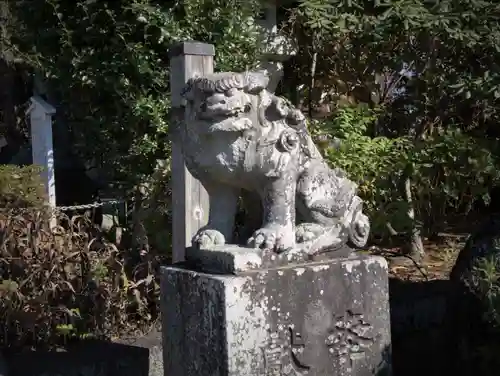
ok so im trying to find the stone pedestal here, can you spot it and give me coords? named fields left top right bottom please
left=161, top=250, right=391, bottom=376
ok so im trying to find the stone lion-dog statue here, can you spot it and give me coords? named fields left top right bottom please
left=176, top=70, right=370, bottom=256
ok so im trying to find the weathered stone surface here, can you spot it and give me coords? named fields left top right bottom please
left=177, top=69, right=370, bottom=258
left=161, top=255, right=391, bottom=376
left=185, top=244, right=353, bottom=274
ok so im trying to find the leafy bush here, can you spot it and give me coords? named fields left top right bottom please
left=412, top=130, right=500, bottom=232
left=131, top=158, right=172, bottom=256
left=310, top=105, right=412, bottom=237
left=8, top=0, right=264, bottom=185
left=468, top=254, right=500, bottom=329
left=312, top=104, right=500, bottom=240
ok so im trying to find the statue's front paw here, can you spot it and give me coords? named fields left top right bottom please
left=248, top=225, right=295, bottom=253
left=192, top=229, right=225, bottom=248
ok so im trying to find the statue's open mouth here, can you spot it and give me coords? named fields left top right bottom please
left=198, top=103, right=246, bottom=121
left=196, top=90, right=252, bottom=121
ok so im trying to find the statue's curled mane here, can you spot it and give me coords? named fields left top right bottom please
left=183, top=71, right=270, bottom=97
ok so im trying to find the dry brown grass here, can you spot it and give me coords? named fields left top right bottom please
left=0, top=207, right=163, bottom=350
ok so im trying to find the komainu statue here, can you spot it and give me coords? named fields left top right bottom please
left=177, top=70, right=370, bottom=257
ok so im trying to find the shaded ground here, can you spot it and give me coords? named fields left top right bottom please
left=371, top=233, right=494, bottom=376
left=373, top=234, right=465, bottom=282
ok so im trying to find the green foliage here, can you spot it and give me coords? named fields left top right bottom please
left=136, top=158, right=172, bottom=255
left=313, top=103, right=500, bottom=238
left=469, top=253, right=500, bottom=329
left=311, top=105, right=413, bottom=235
left=289, top=0, right=500, bottom=117
left=412, top=130, right=500, bottom=229
left=458, top=231, right=500, bottom=373
left=289, top=0, right=500, bottom=240
left=7, top=0, right=263, bottom=185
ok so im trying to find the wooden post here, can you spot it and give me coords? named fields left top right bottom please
left=26, top=95, right=57, bottom=228
left=169, top=42, right=214, bottom=263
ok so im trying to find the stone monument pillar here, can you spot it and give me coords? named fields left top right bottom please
left=162, top=253, right=391, bottom=376
left=161, top=44, right=392, bottom=376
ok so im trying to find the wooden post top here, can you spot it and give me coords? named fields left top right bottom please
left=169, top=42, right=215, bottom=58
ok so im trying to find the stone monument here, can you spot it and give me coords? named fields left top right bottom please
left=161, top=41, right=391, bottom=376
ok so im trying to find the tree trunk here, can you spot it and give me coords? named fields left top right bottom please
left=308, top=50, right=317, bottom=119
left=403, top=175, right=425, bottom=260
left=131, top=186, right=149, bottom=253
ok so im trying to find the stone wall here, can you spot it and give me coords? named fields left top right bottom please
left=4, top=330, right=162, bottom=376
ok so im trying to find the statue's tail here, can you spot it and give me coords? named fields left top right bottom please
left=302, top=133, right=324, bottom=160
left=345, top=196, right=370, bottom=248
